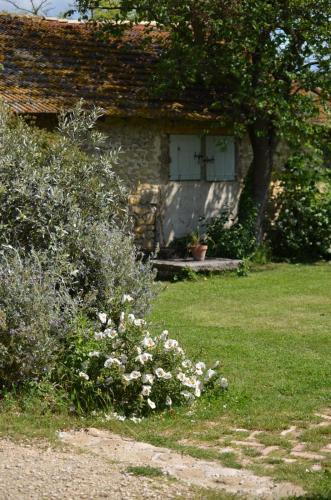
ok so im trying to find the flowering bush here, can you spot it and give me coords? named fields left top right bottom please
left=56, top=295, right=228, bottom=416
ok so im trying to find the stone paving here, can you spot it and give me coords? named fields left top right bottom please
left=60, top=428, right=305, bottom=498
left=179, top=408, right=331, bottom=474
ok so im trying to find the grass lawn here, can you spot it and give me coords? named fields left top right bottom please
left=1, top=263, right=330, bottom=496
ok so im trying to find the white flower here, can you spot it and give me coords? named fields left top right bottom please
left=107, top=318, right=113, bottom=327
left=147, top=398, right=156, bottom=409
left=184, top=377, right=196, bottom=388
left=165, top=396, right=172, bottom=406
left=134, top=318, right=146, bottom=327
left=182, top=359, right=192, bottom=369
left=194, top=380, right=203, bottom=397
left=141, top=385, right=152, bottom=396
left=142, top=373, right=154, bottom=384
left=130, top=370, right=141, bottom=380
left=155, top=367, right=172, bottom=380
left=98, top=312, right=107, bottom=324
left=205, top=369, right=216, bottom=381
left=177, top=372, right=186, bottom=383
left=104, top=328, right=117, bottom=339
left=122, top=374, right=132, bottom=383
left=118, top=323, right=126, bottom=334
left=88, top=351, right=100, bottom=358
left=177, top=372, right=195, bottom=388
left=175, top=346, right=184, bottom=356
left=136, top=352, right=153, bottom=365
left=94, top=331, right=105, bottom=341
left=155, top=367, right=166, bottom=378
left=104, top=413, right=127, bottom=422
left=142, top=336, right=155, bottom=349
left=104, top=357, right=122, bottom=368
left=120, top=312, right=125, bottom=323
left=164, top=339, right=178, bottom=351
left=180, top=391, right=194, bottom=400
left=111, top=412, right=126, bottom=421
left=160, top=330, right=169, bottom=340
left=128, top=313, right=135, bottom=322
left=130, top=416, right=142, bottom=423
left=219, top=377, right=229, bottom=389
left=120, top=354, right=128, bottom=364
left=122, top=294, right=133, bottom=304
left=195, top=362, right=206, bottom=375
left=79, top=371, right=89, bottom=381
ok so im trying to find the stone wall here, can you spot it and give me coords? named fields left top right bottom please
left=99, top=118, right=167, bottom=186
left=100, top=117, right=253, bottom=251
left=128, top=183, right=160, bottom=252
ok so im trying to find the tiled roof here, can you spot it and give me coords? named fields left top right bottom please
left=0, top=14, right=214, bottom=120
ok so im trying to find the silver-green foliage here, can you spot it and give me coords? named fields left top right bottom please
left=0, top=102, right=155, bottom=314
left=0, top=103, right=126, bottom=254
left=0, top=249, right=77, bottom=386
left=0, top=102, right=156, bottom=387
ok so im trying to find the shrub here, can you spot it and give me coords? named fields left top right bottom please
left=70, top=225, right=156, bottom=318
left=55, top=298, right=227, bottom=416
left=0, top=102, right=155, bottom=314
left=0, top=249, right=77, bottom=388
left=268, top=154, right=331, bottom=261
left=206, top=209, right=257, bottom=260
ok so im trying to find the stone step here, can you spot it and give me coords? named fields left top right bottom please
left=152, top=258, right=242, bottom=279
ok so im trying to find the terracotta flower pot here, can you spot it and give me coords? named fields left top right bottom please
left=190, top=244, right=208, bottom=261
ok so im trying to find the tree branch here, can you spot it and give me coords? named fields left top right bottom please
left=2, top=0, right=53, bottom=16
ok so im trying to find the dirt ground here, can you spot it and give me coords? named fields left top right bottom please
left=0, top=437, right=191, bottom=499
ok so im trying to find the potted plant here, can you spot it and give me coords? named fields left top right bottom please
left=187, top=230, right=209, bottom=261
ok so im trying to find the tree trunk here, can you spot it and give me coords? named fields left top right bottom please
left=240, top=120, right=277, bottom=244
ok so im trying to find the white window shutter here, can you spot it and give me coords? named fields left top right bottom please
left=206, top=136, right=235, bottom=181
left=169, top=135, right=201, bottom=180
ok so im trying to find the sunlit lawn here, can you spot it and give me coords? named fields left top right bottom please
left=1, top=263, right=330, bottom=496
left=148, top=263, right=331, bottom=429
left=135, top=263, right=331, bottom=495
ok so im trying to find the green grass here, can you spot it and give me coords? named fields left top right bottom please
left=134, top=263, right=331, bottom=495
left=126, top=465, right=164, bottom=477
left=1, top=263, right=330, bottom=496
left=149, top=262, right=331, bottom=429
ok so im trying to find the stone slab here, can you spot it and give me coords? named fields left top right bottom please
left=60, top=428, right=305, bottom=499
left=152, top=258, right=242, bottom=279
left=291, top=451, right=326, bottom=461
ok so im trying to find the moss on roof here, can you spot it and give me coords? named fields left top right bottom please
left=0, top=14, right=215, bottom=120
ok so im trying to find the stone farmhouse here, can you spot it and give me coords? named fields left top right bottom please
left=0, top=14, right=255, bottom=252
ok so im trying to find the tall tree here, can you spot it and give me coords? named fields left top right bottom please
left=74, top=0, right=330, bottom=240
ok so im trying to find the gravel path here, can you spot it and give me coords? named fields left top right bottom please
left=0, top=438, right=191, bottom=499
left=0, top=427, right=307, bottom=499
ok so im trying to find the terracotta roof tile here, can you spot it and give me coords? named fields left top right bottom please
left=0, top=14, right=214, bottom=120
